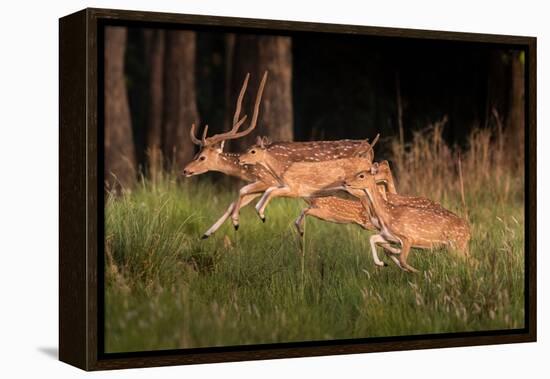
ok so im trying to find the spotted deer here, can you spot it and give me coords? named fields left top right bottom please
left=294, top=159, right=435, bottom=235
left=292, top=159, right=395, bottom=237
left=343, top=163, right=471, bottom=272
left=182, top=71, right=378, bottom=238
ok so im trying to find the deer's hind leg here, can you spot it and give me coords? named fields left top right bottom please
left=294, top=205, right=352, bottom=236
left=294, top=207, right=309, bottom=236
left=397, top=239, right=418, bottom=273
left=376, top=241, right=403, bottom=269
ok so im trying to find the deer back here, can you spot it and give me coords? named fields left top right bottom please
left=388, top=204, right=470, bottom=247
left=283, top=157, right=372, bottom=194
left=266, top=139, right=372, bottom=165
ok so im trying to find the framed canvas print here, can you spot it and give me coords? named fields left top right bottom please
left=59, top=8, right=536, bottom=371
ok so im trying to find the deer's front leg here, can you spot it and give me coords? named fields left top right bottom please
left=230, top=181, right=269, bottom=229
left=255, top=185, right=291, bottom=222
left=202, top=201, right=235, bottom=239
left=369, top=234, right=390, bottom=267
left=202, top=193, right=262, bottom=238
left=369, top=235, right=405, bottom=268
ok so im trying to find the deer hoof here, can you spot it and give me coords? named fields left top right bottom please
left=233, top=224, right=239, bottom=231
left=261, top=216, right=266, bottom=223
left=201, top=234, right=209, bottom=240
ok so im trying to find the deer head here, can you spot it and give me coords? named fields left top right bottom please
left=182, top=72, right=268, bottom=177
left=343, top=162, right=379, bottom=195
left=238, top=136, right=271, bottom=166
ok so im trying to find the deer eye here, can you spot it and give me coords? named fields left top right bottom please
left=359, top=174, right=365, bottom=179
left=250, top=150, right=256, bottom=154
left=199, top=156, right=206, bottom=161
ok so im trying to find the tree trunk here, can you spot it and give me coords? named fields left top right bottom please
left=161, top=30, right=199, bottom=170
left=104, top=26, right=136, bottom=191
left=143, top=29, right=165, bottom=180
left=226, top=35, right=293, bottom=151
left=506, top=50, right=524, bottom=159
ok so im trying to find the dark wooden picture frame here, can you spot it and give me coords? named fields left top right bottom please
left=59, top=7, right=536, bottom=371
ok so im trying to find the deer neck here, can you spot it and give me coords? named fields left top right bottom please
left=216, top=152, right=255, bottom=181
left=356, top=195, right=378, bottom=229
left=260, top=154, right=286, bottom=179
left=363, top=184, right=392, bottom=228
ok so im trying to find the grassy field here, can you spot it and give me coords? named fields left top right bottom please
left=104, top=126, right=525, bottom=353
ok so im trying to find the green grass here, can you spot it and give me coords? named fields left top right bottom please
left=104, top=176, right=525, bottom=353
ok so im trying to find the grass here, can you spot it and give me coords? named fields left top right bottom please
left=104, top=126, right=525, bottom=353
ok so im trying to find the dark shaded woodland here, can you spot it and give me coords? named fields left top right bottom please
left=104, top=25, right=524, bottom=190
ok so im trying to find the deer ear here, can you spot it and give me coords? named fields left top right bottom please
left=256, top=136, right=263, bottom=146
left=262, top=136, right=271, bottom=146
left=370, top=162, right=379, bottom=175
left=258, top=136, right=267, bottom=149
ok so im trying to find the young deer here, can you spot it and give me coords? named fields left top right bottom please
left=284, top=158, right=396, bottom=235
left=295, top=158, right=437, bottom=233
left=343, top=163, right=471, bottom=272
left=182, top=72, right=378, bottom=238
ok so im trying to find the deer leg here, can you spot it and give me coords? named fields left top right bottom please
left=385, top=252, right=403, bottom=268
left=294, top=208, right=308, bottom=236
left=230, top=181, right=269, bottom=229
left=255, top=185, right=291, bottom=221
left=397, top=239, right=418, bottom=273
left=374, top=240, right=403, bottom=269
left=376, top=245, right=403, bottom=269
left=202, top=193, right=261, bottom=238
left=369, top=234, right=390, bottom=267
left=202, top=201, right=235, bottom=239
left=254, top=187, right=277, bottom=222
left=379, top=243, right=401, bottom=255
left=294, top=206, right=343, bottom=236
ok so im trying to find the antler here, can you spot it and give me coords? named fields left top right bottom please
left=190, top=123, right=202, bottom=145
left=233, top=73, right=250, bottom=126
left=354, top=133, right=380, bottom=159
left=201, top=71, right=268, bottom=147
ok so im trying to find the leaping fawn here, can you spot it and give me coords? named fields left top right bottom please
left=343, top=163, right=471, bottom=272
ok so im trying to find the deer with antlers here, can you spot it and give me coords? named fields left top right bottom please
left=182, top=71, right=380, bottom=238
left=343, top=163, right=471, bottom=272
